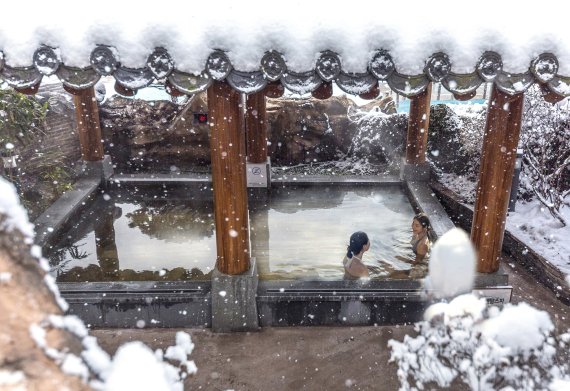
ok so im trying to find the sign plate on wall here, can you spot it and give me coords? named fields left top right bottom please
left=247, top=162, right=269, bottom=187
left=472, top=286, right=513, bottom=305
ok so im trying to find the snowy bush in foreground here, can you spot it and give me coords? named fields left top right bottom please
left=389, top=295, right=570, bottom=391
left=390, top=226, right=570, bottom=390
left=31, top=315, right=197, bottom=391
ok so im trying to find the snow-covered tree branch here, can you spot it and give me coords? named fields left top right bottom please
left=520, top=86, right=570, bottom=226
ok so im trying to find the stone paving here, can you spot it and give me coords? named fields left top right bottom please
left=92, top=253, right=570, bottom=391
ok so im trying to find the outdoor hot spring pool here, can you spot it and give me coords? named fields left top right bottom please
left=46, top=183, right=421, bottom=282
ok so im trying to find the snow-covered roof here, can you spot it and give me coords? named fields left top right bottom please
left=1, top=0, right=569, bottom=97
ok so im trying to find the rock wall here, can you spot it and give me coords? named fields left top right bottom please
left=427, top=104, right=485, bottom=176
left=266, top=96, right=359, bottom=164
left=100, top=94, right=210, bottom=171
left=7, top=85, right=82, bottom=220
left=15, top=84, right=81, bottom=174
left=99, top=93, right=404, bottom=170
left=348, top=112, right=408, bottom=164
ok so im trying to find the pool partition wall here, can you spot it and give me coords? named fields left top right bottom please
left=39, top=174, right=508, bottom=327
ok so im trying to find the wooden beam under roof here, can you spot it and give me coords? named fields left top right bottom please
left=405, top=83, right=432, bottom=165
left=245, top=91, right=268, bottom=164
left=65, top=86, right=104, bottom=162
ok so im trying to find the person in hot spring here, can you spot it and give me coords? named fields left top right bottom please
left=410, top=212, right=435, bottom=264
left=342, top=231, right=380, bottom=279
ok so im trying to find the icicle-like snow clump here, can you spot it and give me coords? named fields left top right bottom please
left=426, top=228, right=476, bottom=298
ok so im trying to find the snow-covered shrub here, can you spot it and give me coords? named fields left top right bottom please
left=425, top=103, right=486, bottom=203
left=453, top=104, right=487, bottom=161
left=31, top=315, right=197, bottom=391
left=428, top=105, right=470, bottom=175
left=520, top=85, right=570, bottom=226
left=347, top=106, right=408, bottom=165
left=427, top=103, right=486, bottom=178
left=389, top=294, right=570, bottom=391
left=390, top=226, right=570, bottom=391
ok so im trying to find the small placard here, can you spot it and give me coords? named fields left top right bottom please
left=472, top=286, right=512, bottom=305
left=247, top=162, right=269, bottom=187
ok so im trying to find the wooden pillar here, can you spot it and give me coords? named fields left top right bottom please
left=405, top=83, right=432, bottom=164
left=471, top=86, right=524, bottom=273
left=66, top=87, right=104, bottom=161
left=208, top=81, right=250, bottom=275
left=245, top=91, right=268, bottom=164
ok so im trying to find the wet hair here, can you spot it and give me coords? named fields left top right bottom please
left=347, top=231, right=369, bottom=258
left=414, top=213, right=435, bottom=242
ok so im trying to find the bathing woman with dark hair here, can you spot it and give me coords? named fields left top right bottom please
left=411, top=212, right=434, bottom=263
left=342, top=231, right=372, bottom=279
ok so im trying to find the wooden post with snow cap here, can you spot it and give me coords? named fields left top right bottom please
left=208, top=81, right=250, bottom=275
left=471, top=86, right=524, bottom=273
left=65, top=86, right=104, bottom=161
left=405, top=83, right=432, bottom=164
left=245, top=91, right=268, bottom=164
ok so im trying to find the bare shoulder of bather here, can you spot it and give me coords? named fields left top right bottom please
left=350, top=259, right=370, bottom=278
left=415, top=237, right=429, bottom=263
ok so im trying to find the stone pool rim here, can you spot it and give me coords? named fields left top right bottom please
left=35, top=173, right=510, bottom=328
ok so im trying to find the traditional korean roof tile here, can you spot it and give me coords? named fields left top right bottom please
left=1, top=1, right=569, bottom=97
left=1, top=46, right=568, bottom=97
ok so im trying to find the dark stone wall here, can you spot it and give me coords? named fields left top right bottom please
left=17, top=84, right=80, bottom=171
left=98, top=93, right=405, bottom=170
left=99, top=95, right=210, bottom=171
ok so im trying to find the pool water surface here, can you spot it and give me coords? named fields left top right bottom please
left=47, top=184, right=421, bottom=282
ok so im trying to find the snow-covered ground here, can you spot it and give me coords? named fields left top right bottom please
left=508, top=201, right=570, bottom=276
left=438, top=173, right=570, bottom=278
left=438, top=173, right=478, bottom=204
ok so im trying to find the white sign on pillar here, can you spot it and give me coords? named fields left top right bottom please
left=246, top=159, right=270, bottom=187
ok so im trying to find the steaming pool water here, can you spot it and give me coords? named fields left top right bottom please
left=47, top=183, right=422, bottom=282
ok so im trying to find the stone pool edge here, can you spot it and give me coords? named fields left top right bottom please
left=40, top=175, right=513, bottom=328
left=430, top=181, right=570, bottom=305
